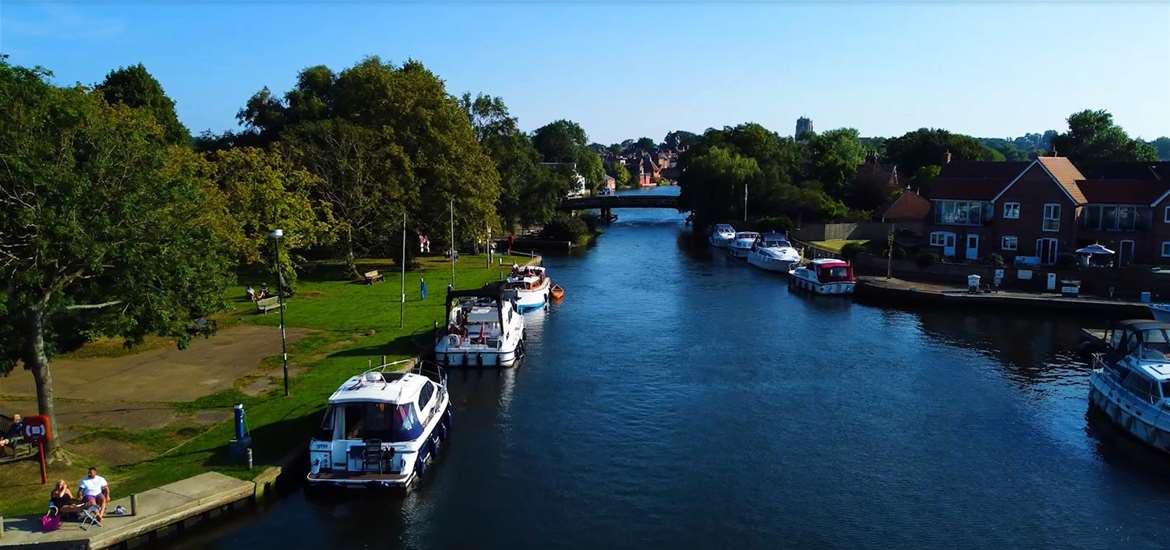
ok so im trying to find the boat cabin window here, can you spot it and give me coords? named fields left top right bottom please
left=418, top=381, right=435, bottom=411
left=317, top=406, right=335, bottom=441
left=1139, top=328, right=1170, bottom=360
left=1122, top=373, right=1157, bottom=403
left=1108, top=329, right=1122, bottom=351
left=338, top=402, right=422, bottom=442
left=817, top=265, right=852, bottom=282
left=1162, top=382, right=1170, bottom=401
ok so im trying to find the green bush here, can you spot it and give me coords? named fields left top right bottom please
left=987, top=253, right=1006, bottom=267
left=579, top=212, right=602, bottom=233
left=915, top=251, right=939, bottom=269
left=749, top=216, right=794, bottom=234
left=1056, top=252, right=1078, bottom=268
left=841, top=242, right=866, bottom=262
left=541, top=214, right=589, bottom=242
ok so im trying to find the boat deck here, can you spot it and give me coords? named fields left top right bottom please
left=310, top=471, right=410, bottom=482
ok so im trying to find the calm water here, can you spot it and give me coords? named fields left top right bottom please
left=172, top=187, right=1170, bottom=549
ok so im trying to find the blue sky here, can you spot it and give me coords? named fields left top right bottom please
left=2, top=2, right=1167, bottom=144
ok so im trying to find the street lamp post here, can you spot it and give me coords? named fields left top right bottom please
left=270, top=229, right=289, bottom=397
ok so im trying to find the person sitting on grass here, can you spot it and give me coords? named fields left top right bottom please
left=78, top=467, right=110, bottom=524
left=0, top=414, right=24, bottom=456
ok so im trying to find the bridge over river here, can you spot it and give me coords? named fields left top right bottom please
left=558, top=194, right=681, bottom=219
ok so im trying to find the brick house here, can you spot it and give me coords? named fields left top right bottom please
left=908, top=157, right=1170, bottom=266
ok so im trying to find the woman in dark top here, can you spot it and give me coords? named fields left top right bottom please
left=49, top=479, right=77, bottom=516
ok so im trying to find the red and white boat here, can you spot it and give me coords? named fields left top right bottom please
left=788, top=258, right=855, bottom=295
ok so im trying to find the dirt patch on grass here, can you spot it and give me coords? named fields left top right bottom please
left=69, top=439, right=153, bottom=467
left=1, top=325, right=316, bottom=403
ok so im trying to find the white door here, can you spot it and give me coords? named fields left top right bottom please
left=1036, top=238, right=1058, bottom=265
left=965, top=234, right=979, bottom=261
left=943, top=233, right=956, bottom=257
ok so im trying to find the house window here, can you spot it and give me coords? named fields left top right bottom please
left=1081, top=205, right=1140, bottom=231
left=1002, top=202, right=1020, bottom=220
left=1001, top=236, right=1018, bottom=251
left=930, top=232, right=947, bottom=247
left=1042, top=203, right=1061, bottom=232
left=932, top=200, right=987, bottom=226
left=1165, top=206, right=1170, bottom=224
left=1162, top=242, right=1170, bottom=258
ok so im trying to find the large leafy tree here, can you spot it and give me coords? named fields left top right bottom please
left=884, top=128, right=1002, bottom=175
left=0, top=60, right=235, bottom=451
left=204, top=148, right=336, bottom=285
left=664, top=130, right=699, bottom=149
left=679, top=145, right=761, bottom=227
left=239, top=57, right=499, bottom=273
left=807, top=128, right=866, bottom=199
left=1052, top=109, right=1157, bottom=170
left=533, top=119, right=588, bottom=163
left=96, top=63, right=190, bottom=145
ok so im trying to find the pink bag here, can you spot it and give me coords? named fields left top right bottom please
left=41, top=514, right=61, bottom=531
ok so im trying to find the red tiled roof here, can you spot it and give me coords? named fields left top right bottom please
left=1036, top=157, right=1087, bottom=204
left=1086, top=161, right=1170, bottom=181
left=882, top=190, right=931, bottom=222
left=1076, top=179, right=1170, bottom=205
left=928, top=178, right=1008, bottom=200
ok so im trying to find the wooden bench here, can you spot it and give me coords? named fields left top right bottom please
left=363, top=270, right=385, bottom=285
left=255, top=296, right=283, bottom=314
left=0, top=436, right=36, bottom=464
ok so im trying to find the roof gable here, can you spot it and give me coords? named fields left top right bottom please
left=991, top=158, right=1085, bottom=205
left=882, top=190, right=931, bottom=222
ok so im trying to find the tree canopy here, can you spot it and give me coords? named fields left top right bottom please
left=97, top=63, right=190, bottom=145
left=884, top=128, right=1003, bottom=175
left=0, top=60, right=236, bottom=449
left=1052, top=109, right=1158, bottom=170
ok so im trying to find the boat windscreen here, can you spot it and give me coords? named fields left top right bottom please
left=341, top=402, right=422, bottom=442
left=1140, top=328, right=1170, bottom=360
left=818, top=266, right=852, bottom=281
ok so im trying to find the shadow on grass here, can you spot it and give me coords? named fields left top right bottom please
left=326, top=331, right=436, bottom=360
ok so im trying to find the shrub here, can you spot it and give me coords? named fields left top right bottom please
left=841, top=242, right=866, bottom=262
left=915, top=251, right=939, bottom=269
left=987, top=253, right=1006, bottom=267
left=540, top=214, right=589, bottom=242
left=749, top=216, right=794, bottom=234
left=578, top=212, right=602, bottom=233
left=1056, top=252, right=1078, bottom=268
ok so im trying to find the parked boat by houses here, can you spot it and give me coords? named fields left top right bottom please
left=727, top=231, right=760, bottom=259
left=1087, top=320, right=1170, bottom=453
left=506, top=265, right=551, bottom=312
left=788, top=258, right=856, bottom=295
left=435, top=283, right=525, bottom=367
left=747, top=233, right=801, bottom=272
left=708, top=224, right=736, bottom=248
left=307, top=360, right=452, bottom=490
left=1149, top=303, right=1170, bottom=323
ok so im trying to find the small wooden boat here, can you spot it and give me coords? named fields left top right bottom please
left=550, top=283, right=565, bottom=302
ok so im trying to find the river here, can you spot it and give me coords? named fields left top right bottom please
left=169, top=187, right=1170, bottom=549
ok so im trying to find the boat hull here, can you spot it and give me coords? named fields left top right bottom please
left=728, top=246, right=752, bottom=259
left=788, top=274, right=855, bottom=295
left=709, top=236, right=733, bottom=248
left=747, top=254, right=797, bottom=272
left=1150, top=304, right=1170, bottom=323
left=435, top=348, right=520, bottom=368
left=1088, top=370, right=1170, bottom=454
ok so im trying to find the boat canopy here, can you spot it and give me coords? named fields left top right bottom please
left=813, top=259, right=853, bottom=282
left=445, top=283, right=517, bottom=327
left=1104, top=320, right=1170, bottom=370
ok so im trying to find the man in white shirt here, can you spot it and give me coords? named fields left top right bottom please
left=78, top=467, right=110, bottom=523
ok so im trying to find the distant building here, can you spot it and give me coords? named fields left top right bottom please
left=795, top=116, right=814, bottom=139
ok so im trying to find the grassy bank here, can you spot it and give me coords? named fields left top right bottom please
left=0, top=254, right=522, bottom=515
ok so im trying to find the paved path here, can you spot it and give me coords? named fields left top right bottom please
left=0, top=472, right=254, bottom=549
left=856, top=276, right=1151, bottom=318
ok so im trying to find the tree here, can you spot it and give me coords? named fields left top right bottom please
left=97, top=63, right=190, bottom=145
left=807, top=128, right=865, bottom=199
left=679, top=145, right=761, bottom=227
left=634, top=137, right=657, bottom=151
left=0, top=60, right=235, bottom=452
left=609, top=162, right=632, bottom=188
left=664, top=130, right=698, bottom=149
left=239, top=57, right=500, bottom=270
left=575, top=147, right=605, bottom=193
left=884, top=128, right=1002, bottom=175
left=1151, top=137, right=1170, bottom=161
left=533, top=120, right=588, bottom=163
left=204, top=148, right=336, bottom=285
left=1052, top=109, right=1157, bottom=170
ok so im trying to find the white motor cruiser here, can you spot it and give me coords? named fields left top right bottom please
left=708, top=224, right=736, bottom=248
left=307, top=360, right=451, bottom=490
left=506, top=265, right=551, bottom=313
left=747, top=233, right=801, bottom=272
left=1088, top=320, right=1170, bottom=453
left=435, top=283, right=525, bottom=367
left=788, top=258, right=856, bottom=295
left=727, top=232, right=761, bottom=259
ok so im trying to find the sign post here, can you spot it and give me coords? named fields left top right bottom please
left=24, top=416, right=51, bottom=484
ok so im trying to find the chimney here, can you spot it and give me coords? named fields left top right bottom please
left=943, top=150, right=952, bottom=164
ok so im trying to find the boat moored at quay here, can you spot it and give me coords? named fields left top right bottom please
left=435, top=283, right=525, bottom=367
left=727, top=231, right=761, bottom=259
left=1088, top=320, right=1170, bottom=453
left=708, top=224, right=736, bottom=248
left=307, top=360, right=451, bottom=490
left=506, top=264, right=552, bottom=312
left=788, top=258, right=856, bottom=295
left=747, top=232, right=801, bottom=272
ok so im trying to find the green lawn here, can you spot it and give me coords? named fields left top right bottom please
left=809, top=239, right=868, bottom=253
left=0, top=254, right=524, bottom=515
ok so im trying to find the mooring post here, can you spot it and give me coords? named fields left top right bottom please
left=131, top=493, right=138, bottom=516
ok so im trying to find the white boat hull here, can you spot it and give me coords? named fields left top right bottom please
left=435, top=348, right=520, bottom=368
left=788, top=273, right=855, bottom=295
left=1088, top=370, right=1170, bottom=453
left=748, top=254, right=797, bottom=272
left=728, top=246, right=752, bottom=259
left=709, top=235, right=734, bottom=248
left=513, top=282, right=550, bottom=312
